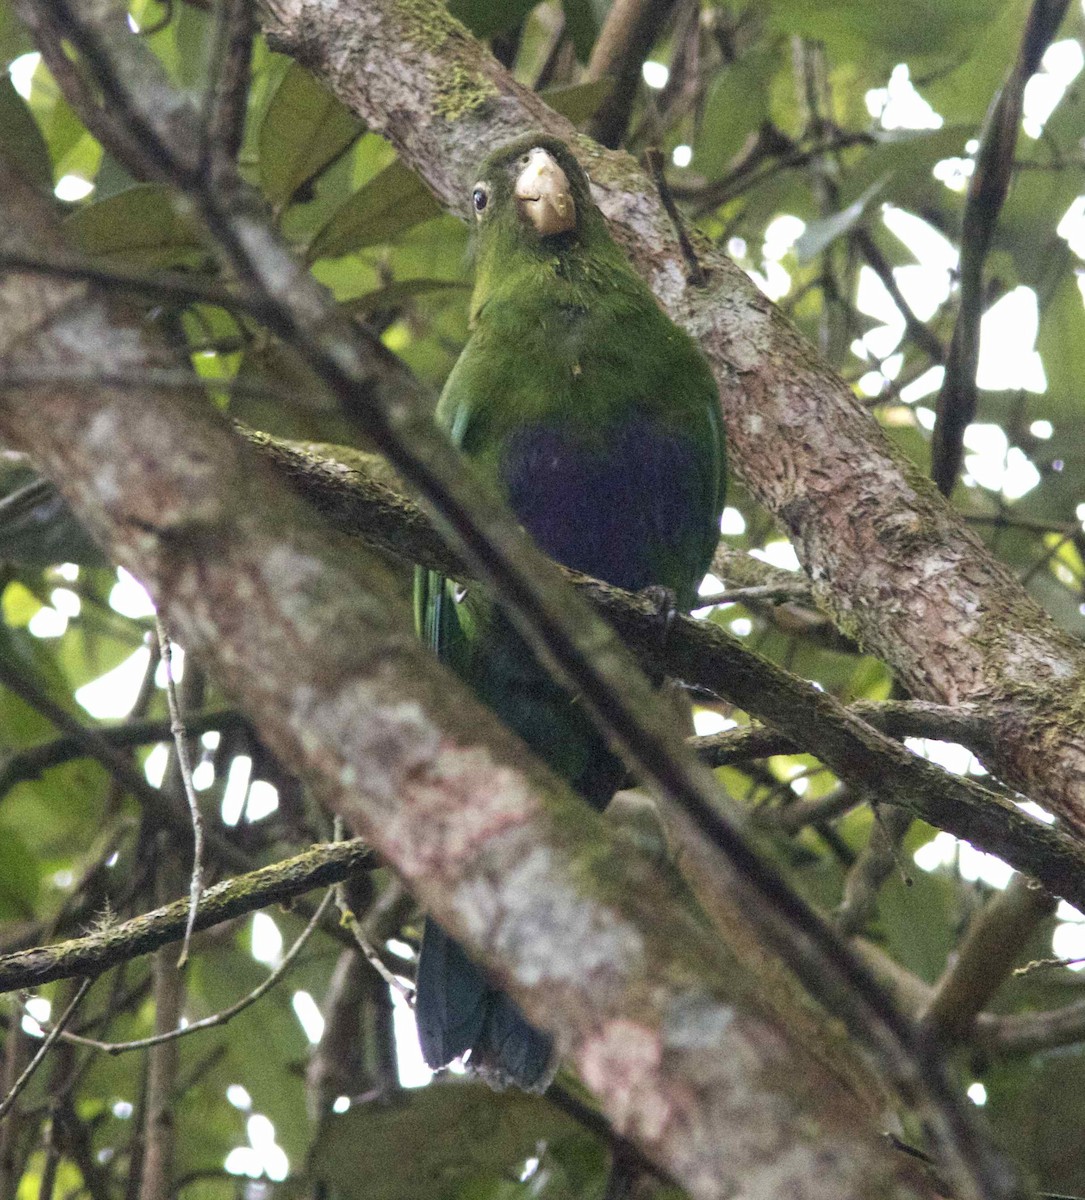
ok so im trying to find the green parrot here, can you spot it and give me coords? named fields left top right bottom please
left=415, top=134, right=727, bottom=1088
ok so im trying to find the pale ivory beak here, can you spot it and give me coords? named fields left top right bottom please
left=514, top=148, right=576, bottom=236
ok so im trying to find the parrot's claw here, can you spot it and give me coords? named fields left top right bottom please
left=640, top=584, right=680, bottom=649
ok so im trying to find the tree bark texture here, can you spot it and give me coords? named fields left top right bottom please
left=259, top=0, right=1085, bottom=834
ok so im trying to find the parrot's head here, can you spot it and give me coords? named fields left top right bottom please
left=467, top=136, right=612, bottom=309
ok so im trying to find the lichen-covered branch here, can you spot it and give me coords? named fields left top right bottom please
left=0, top=840, right=376, bottom=994
left=256, top=0, right=1085, bottom=838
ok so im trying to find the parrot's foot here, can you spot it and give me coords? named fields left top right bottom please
left=640, top=584, right=680, bottom=649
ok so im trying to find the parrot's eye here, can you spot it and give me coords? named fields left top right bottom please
left=472, top=185, right=489, bottom=217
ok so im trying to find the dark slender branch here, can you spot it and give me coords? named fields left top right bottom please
left=0, top=710, right=245, bottom=797
left=931, top=0, right=1070, bottom=494
left=643, top=147, right=706, bottom=286
left=835, top=806, right=913, bottom=936
left=200, top=0, right=255, bottom=171
left=0, top=979, right=92, bottom=1120
left=0, top=838, right=374, bottom=993
left=852, top=227, right=945, bottom=364
left=0, top=655, right=249, bottom=869
left=0, top=250, right=266, bottom=316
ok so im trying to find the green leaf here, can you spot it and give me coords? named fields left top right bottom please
left=795, top=177, right=887, bottom=262
left=540, top=79, right=613, bottom=126
left=448, top=0, right=537, bottom=39
left=767, top=0, right=996, bottom=62
left=339, top=278, right=468, bottom=318
left=0, top=0, right=33, bottom=68
left=259, top=61, right=363, bottom=208
left=0, top=817, right=40, bottom=918
left=0, top=75, right=51, bottom=192
left=64, top=184, right=206, bottom=268
left=303, top=1083, right=584, bottom=1200
left=562, top=0, right=602, bottom=62
left=694, top=44, right=782, bottom=179
left=306, top=159, right=442, bottom=262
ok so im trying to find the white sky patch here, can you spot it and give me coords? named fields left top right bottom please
left=912, top=830, right=1013, bottom=889
left=751, top=540, right=801, bottom=571
left=859, top=352, right=905, bottom=397
left=763, top=214, right=806, bottom=261
left=8, top=52, right=40, bottom=99
left=1023, top=39, right=1084, bottom=138
left=642, top=61, right=669, bottom=89
left=900, top=365, right=945, bottom=404
left=221, top=754, right=253, bottom=826
left=332, top=1095, right=350, bottom=1113
left=977, top=287, right=1046, bottom=393
left=246, top=780, right=279, bottom=821
left=746, top=260, right=791, bottom=301
left=54, top=175, right=94, bottom=202
left=110, top=568, right=156, bottom=618
left=227, top=1085, right=252, bottom=1110
left=961, top=422, right=1041, bottom=502
left=693, top=710, right=736, bottom=736
left=1056, top=196, right=1085, bottom=259
left=1030, top=419, right=1054, bottom=439
left=720, top=507, right=746, bottom=536
left=393, top=983, right=433, bottom=1088
left=906, top=737, right=983, bottom=776
left=50, top=588, right=81, bottom=618
left=882, top=206, right=959, bottom=275
left=143, top=742, right=169, bottom=787
left=76, top=645, right=152, bottom=718
left=866, top=64, right=943, bottom=131
left=112, top=1100, right=134, bottom=1119
left=1018, top=798, right=1056, bottom=825
left=225, top=1114, right=289, bottom=1182
left=692, top=573, right=723, bottom=617
left=154, top=642, right=184, bottom=687
left=914, top=405, right=937, bottom=431
left=672, top=144, right=692, bottom=168
left=251, top=911, right=282, bottom=967
left=933, top=156, right=974, bottom=193
left=730, top=617, right=753, bottom=636
left=967, top=1082, right=988, bottom=1106
left=191, top=759, right=215, bottom=790
left=291, top=990, right=325, bottom=1044
left=727, top=236, right=747, bottom=260
left=1052, top=920, right=1085, bottom=971
left=22, top=995, right=51, bottom=1037
left=28, top=606, right=67, bottom=638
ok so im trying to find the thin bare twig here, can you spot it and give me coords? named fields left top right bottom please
left=643, top=147, right=707, bottom=286
left=155, top=620, right=204, bottom=969
left=34, top=890, right=335, bottom=1056
left=0, top=979, right=92, bottom=1121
